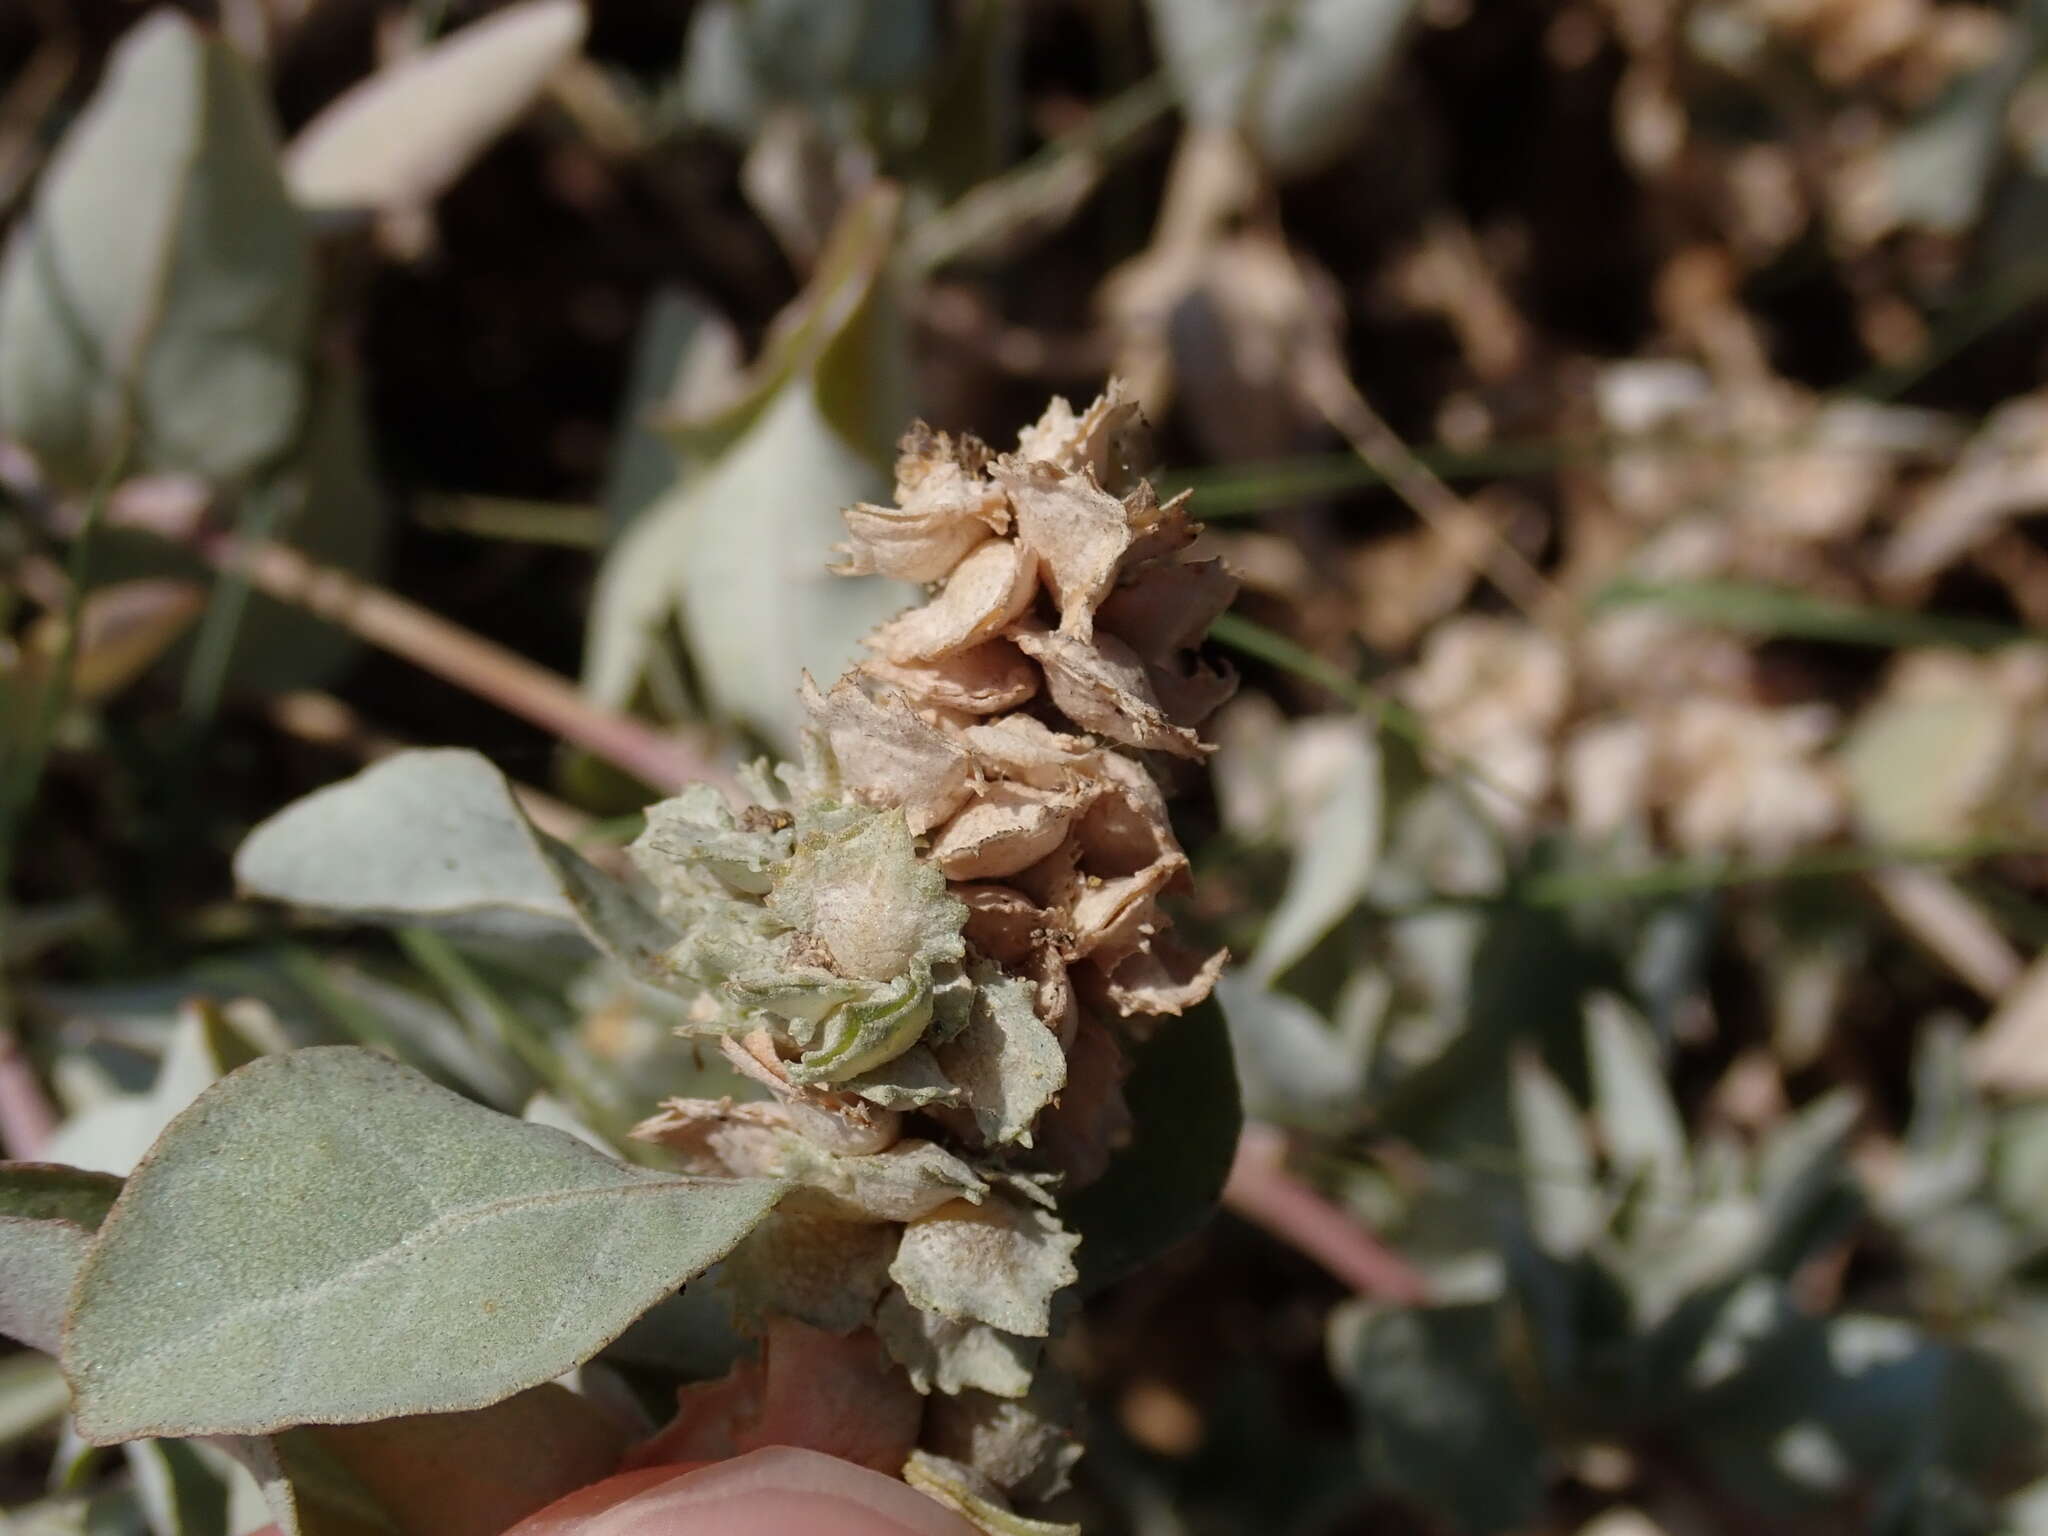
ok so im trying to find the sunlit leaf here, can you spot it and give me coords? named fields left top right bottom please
left=0, top=10, right=312, bottom=487
left=1509, top=1048, right=1600, bottom=1258
left=1246, top=715, right=1381, bottom=983
left=0, top=1162, right=122, bottom=1353
left=1585, top=994, right=1688, bottom=1209
left=235, top=749, right=672, bottom=971
left=583, top=186, right=912, bottom=750
left=1213, top=970, right=1369, bottom=1129
left=64, top=1047, right=782, bottom=1441
left=285, top=1, right=589, bottom=212
left=43, top=1000, right=264, bottom=1178
left=1146, top=0, right=1417, bottom=177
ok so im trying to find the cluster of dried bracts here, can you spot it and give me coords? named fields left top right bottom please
left=620, top=385, right=1236, bottom=1531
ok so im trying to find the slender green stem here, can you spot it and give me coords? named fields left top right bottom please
left=181, top=478, right=290, bottom=722
left=1519, top=836, right=2048, bottom=907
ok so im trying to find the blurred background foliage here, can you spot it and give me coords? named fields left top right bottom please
left=9, top=0, right=2048, bottom=1532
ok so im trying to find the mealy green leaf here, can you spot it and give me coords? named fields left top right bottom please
left=284, top=0, right=588, bottom=212
left=0, top=1222, right=91, bottom=1356
left=81, top=362, right=389, bottom=695
left=1146, top=0, right=1417, bottom=178
left=0, top=1161, right=124, bottom=1227
left=64, top=1046, right=782, bottom=1442
left=7, top=1487, right=152, bottom=1536
left=0, top=1163, right=123, bottom=1353
left=1067, top=995, right=1241, bottom=1291
left=1246, top=716, right=1381, bottom=984
left=44, top=1002, right=263, bottom=1177
left=0, top=9, right=312, bottom=487
left=582, top=185, right=912, bottom=750
left=0, top=1351, right=72, bottom=1444
left=1213, top=970, right=1369, bottom=1130
left=1508, top=1048, right=1601, bottom=1258
left=234, top=749, right=673, bottom=972
left=1585, top=994, right=1689, bottom=1210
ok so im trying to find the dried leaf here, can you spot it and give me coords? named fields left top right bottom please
left=925, top=1384, right=1083, bottom=1504
left=719, top=1207, right=899, bottom=1333
left=875, top=1288, right=1040, bottom=1398
left=890, top=1198, right=1079, bottom=1338
left=929, top=785, right=1086, bottom=881
left=996, top=462, right=1132, bottom=638
left=871, top=538, right=1041, bottom=663
left=861, top=643, right=1040, bottom=716
left=903, top=1451, right=1079, bottom=1536
left=1009, top=622, right=1206, bottom=758
left=802, top=675, right=975, bottom=834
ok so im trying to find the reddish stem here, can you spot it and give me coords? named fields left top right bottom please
left=180, top=524, right=732, bottom=796
left=1223, top=1122, right=1431, bottom=1304
left=0, top=1032, right=57, bottom=1158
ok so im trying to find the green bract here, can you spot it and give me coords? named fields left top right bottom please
left=631, top=788, right=968, bottom=1088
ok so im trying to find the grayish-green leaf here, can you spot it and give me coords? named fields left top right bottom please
left=678, top=0, right=938, bottom=138
left=79, top=363, right=389, bottom=695
left=0, top=1351, right=72, bottom=1444
left=0, top=1220, right=92, bottom=1355
left=0, top=10, right=312, bottom=487
left=10, top=1487, right=151, bottom=1536
left=1509, top=1048, right=1601, bottom=1258
left=64, top=1047, right=782, bottom=1442
left=0, top=1161, right=124, bottom=1228
left=934, top=965, right=1064, bottom=1145
left=875, top=1287, right=1040, bottom=1399
left=0, top=1162, right=122, bottom=1354
left=1246, top=716, right=1380, bottom=983
left=285, top=1, right=588, bottom=212
left=582, top=187, right=912, bottom=751
left=1214, top=969, right=1370, bottom=1128
left=45, top=1003, right=262, bottom=1177
left=125, top=1438, right=231, bottom=1536
left=1146, top=0, right=1417, bottom=178
left=1586, top=994, right=1688, bottom=1207
left=235, top=749, right=673, bottom=973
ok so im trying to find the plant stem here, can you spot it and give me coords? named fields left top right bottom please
left=162, top=523, right=731, bottom=796
left=1223, top=1122, right=1431, bottom=1303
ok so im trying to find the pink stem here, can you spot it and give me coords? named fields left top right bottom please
left=0, top=1033, right=57, bottom=1158
left=181, top=525, right=731, bottom=796
left=1223, top=1122, right=1431, bottom=1304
